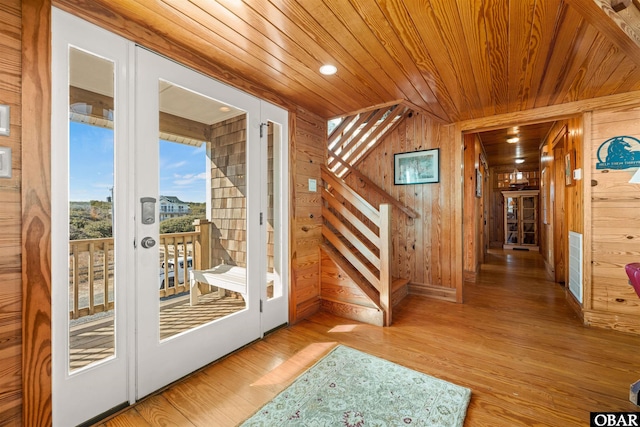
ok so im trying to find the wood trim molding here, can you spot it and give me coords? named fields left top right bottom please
left=458, top=90, right=640, bottom=133
left=408, top=283, right=457, bottom=302
left=550, top=125, right=568, bottom=150
left=583, top=309, right=640, bottom=334
left=22, top=1, right=53, bottom=425
left=452, top=123, right=465, bottom=303
left=288, top=110, right=297, bottom=325
left=582, top=111, right=593, bottom=311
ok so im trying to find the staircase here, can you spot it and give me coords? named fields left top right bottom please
left=320, top=166, right=409, bottom=326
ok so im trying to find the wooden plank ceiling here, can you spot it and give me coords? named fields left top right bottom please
left=57, top=0, right=640, bottom=125
left=477, top=122, right=555, bottom=168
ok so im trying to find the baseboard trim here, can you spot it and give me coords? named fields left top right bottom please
left=464, top=270, right=477, bottom=283
left=565, top=288, right=584, bottom=322
left=583, top=308, right=640, bottom=335
left=408, top=283, right=457, bottom=302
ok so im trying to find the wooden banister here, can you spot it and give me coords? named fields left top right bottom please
left=322, top=188, right=380, bottom=246
left=327, top=151, right=419, bottom=220
left=322, top=206, right=380, bottom=270
left=331, top=106, right=408, bottom=172
left=321, top=166, right=379, bottom=222
left=321, top=226, right=380, bottom=290
left=328, top=108, right=388, bottom=168
left=320, top=166, right=396, bottom=325
left=379, top=205, right=392, bottom=326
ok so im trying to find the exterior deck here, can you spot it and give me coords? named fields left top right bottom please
left=70, top=292, right=245, bottom=370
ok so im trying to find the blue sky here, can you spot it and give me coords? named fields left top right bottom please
left=70, top=122, right=206, bottom=202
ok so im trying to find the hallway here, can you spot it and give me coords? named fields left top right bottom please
left=99, top=249, right=640, bottom=426
left=470, top=248, right=573, bottom=317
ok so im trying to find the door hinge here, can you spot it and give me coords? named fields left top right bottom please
left=260, top=212, right=263, bottom=225
left=260, top=299, right=263, bottom=313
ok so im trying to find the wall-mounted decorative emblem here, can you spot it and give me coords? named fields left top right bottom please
left=596, top=135, right=640, bottom=170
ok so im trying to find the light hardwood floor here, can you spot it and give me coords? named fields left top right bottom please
left=98, top=249, right=640, bottom=426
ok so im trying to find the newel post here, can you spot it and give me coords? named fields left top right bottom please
left=379, top=204, right=392, bottom=326
left=193, top=218, right=211, bottom=270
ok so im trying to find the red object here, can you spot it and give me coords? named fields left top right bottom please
left=625, top=263, right=640, bottom=298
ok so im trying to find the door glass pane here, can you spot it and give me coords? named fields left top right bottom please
left=157, top=80, right=247, bottom=340
left=68, top=48, right=116, bottom=371
left=506, top=197, right=517, bottom=220
left=266, top=122, right=282, bottom=300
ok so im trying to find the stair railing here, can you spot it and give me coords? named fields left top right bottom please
left=320, top=165, right=393, bottom=325
left=328, top=148, right=419, bottom=220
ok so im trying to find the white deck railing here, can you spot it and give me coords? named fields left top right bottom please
left=68, top=220, right=211, bottom=319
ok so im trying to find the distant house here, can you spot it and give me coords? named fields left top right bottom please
left=159, top=196, right=190, bottom=221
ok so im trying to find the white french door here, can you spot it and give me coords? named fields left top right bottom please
left=52, top=8, right=288, bottom=426
left=52, top=9, right=131, bottom=427
left=134, top=47, right=263, bottom=398
left=259, top=104, right=289, bottom=334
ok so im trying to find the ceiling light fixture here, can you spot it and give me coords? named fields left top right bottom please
left=507, top=136, right=519, bottom=143
left=319, top=64, right=337, bottom=75
left=515, top=158, right=525, bottom=164
left=219, top=106, right=231, bottom=112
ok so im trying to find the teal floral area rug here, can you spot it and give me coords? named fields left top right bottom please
left=240, top=345, right=471, bottom=427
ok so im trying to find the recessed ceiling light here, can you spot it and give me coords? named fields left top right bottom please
left=319, top=64, right=337, bottom=75
left=219, top=106, right=231, bottom=112
left=507, top=136, right=519, bottom=143
left=515, top=158, right=525, bottom=164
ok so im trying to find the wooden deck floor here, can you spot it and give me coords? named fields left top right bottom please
left=98, top=249, right=640, bottom=426
left=70, top=293, right=245, bottom=370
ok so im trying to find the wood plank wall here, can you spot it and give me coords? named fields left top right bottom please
left=345, top=112, right=460, bottom=301
left=566, top=116, right=584, bottom=237
left=0, top=1, right=23, bottom=424
left=22, top=0, right=53, bottom=425
left=289, top=107, right=326, bottom=323
left=585, top=105, right=640, bottom=333
left=463, top=133, right=483, bottom=282
left=539, top=120, right=568, bottom=280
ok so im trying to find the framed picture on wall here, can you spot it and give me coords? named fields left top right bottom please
left=394, top=148, right=440, bottom=185
left=565, top=149, right=575, bottom=186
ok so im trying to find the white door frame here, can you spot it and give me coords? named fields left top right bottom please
left=259, top=102, right=289, bottom=334
left=51, top=8, right=133, bottom=426
left=52, top=8, right=290, bottom=424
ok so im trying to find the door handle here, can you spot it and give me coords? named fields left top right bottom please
left=140, top=237, right=156, bottom=248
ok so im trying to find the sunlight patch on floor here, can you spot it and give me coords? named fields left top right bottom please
left=328, top=324, right=360, bottom=333
left=250, top=342, right=337, bottom=387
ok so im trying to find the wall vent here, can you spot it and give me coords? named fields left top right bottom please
left=568, top=231, right=583, bottom=303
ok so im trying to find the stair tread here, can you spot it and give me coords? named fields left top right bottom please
left=392, top=277, right=410, bottom=291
